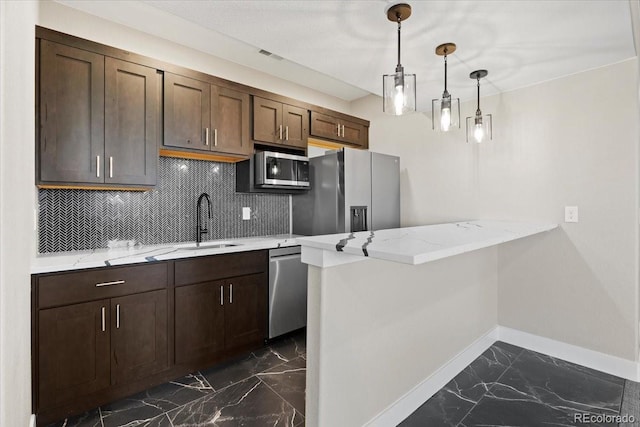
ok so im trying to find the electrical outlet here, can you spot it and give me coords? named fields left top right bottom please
left=565, top=206, right=578, bottom=223
left=242, top=207, right=251, bottom=220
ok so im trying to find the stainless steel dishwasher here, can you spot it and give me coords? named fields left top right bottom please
left=268, top=246, right=308, bottom=339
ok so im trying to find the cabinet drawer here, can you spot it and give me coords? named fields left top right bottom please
left=175, top=250, right=267, bottom=286
left=37, top=262, right=168, bottom=308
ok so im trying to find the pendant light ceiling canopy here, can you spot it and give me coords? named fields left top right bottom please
left=432, top=42, right=460, bottom=132
left=382, top=3, right=416, bottom=116
left=466, top=69, right=493, bottom=143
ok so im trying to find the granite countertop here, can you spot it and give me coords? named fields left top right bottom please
left=31, top=234, right=300, bottom=274
left=297, top=220, right=557, bottom=266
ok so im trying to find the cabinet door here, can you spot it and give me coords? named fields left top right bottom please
left=341, top=120, right=367, bottom=147
left=253, top=96, right=282, bottom=144
left=164, top=73, right=210, bottom=150
left=224, top=273, right=267, bottom=350
left=283, top=104, right=308, bottom=149
left=309, top=111, right=341, bottom=141
left=38, top=299, right=110, bottom=409
left=175, top=281, right=226, bottom=365
left=212, top=86, right=251, bottom=155
left=111, top=290, right=168, bottom=385
left=39, top=40, right=104, bottom=184
left=105, top=58, right=159, bottom=186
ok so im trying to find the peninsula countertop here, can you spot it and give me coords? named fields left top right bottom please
left=297, top=220, right=557, bottom=266
left=31, top=235, right=300, bottom=274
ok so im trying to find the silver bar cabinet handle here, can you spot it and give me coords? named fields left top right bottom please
left=229, top=284, right=233, bottom=304
left=95, top=280, right=125, bottom=287
left=109, top=156, right=113, bottom=178
left=279, top=124, right=283, bottom=140
left=205, top=128, right=210, bottom=146
left=96, top=155, right=100, bottom=178
left=285, top=126, right=289, bottom=141
left=214, top=128, right=218, bottom=146
left=116, top=304, right=120, bottom=329
left=342, top=124, right=345, bottom=137
left=337, top=123, right=340, bottom=136
left=101, top=306, right=106, bottom=332
left=220, top=285, right=224, bottom=306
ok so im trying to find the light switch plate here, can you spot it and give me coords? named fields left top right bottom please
left=242, top=207, right=251, bottom=220
left=565, top=206, right=578, bottom=223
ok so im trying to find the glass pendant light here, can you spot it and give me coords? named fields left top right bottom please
left=466, top=69, right=492, bottom=143
left=383, top=3, right=416, bottom=115
left=432, top=43, right=460, bottom=131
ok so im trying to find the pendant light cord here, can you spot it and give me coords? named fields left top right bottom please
left=476, top=77, right=481, bottom=112
left=396, top=15, right=402, bottom=69
left=444, top=53, right=448, bottom=93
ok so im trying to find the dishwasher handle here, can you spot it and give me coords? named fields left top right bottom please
left=269, top=254, right=301, bottom=262
left=269, top=246, right=301, bottom=259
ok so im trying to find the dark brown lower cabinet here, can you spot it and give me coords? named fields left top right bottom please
left=175, top=280, right=226, bottom=365
left=111, top=290, right=168, bottom=385
left=224, top=273, right=267, bottom=350
left=33, top=252, right=268, bottom=426
left=38, top=299, right=111, bottom=408
left=37, top=291, right=168, bottom=411
left=174, top=273, right=267, bottom=365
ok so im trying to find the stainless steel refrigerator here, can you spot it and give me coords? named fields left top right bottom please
left=292, top=148, right=400, bottom=235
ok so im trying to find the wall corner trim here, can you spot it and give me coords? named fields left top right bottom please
left=496, top=326, right=640, bottom=382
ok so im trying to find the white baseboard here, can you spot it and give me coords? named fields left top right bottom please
left=29, top=414, right=36, bottom=427
left=364, top=327, right=499, bottom=427
left=496, top=326, right=640, bottom=382
left=365, top=326, right=640, bottom=427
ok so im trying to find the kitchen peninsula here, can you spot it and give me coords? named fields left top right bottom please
left=298, top=220, right=557, bottom=426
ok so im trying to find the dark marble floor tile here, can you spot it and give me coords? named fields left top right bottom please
left=620, top=380, right=640, bottom=427
left=493, top=340, right=525, bottom=357
left=445, top=343, right=521, bottom=404
left=258, top=357, right=306, bottom=415
left=459, top=393, right=609, bottom=427
left=201, top=348, right=289, bottom=391
left=135, top=413, right=173, bottom=427
left=166, top=376, right=304, bottom=426
left=459, top=350, right=625, bottom=426
left=257, top=332, right=307, bottom=367
left=522, top=349, right=625, bottom=387
left=101, top=373, right=213, bottom=427
left=397, top=388, right=474, bottom=427
left=46, top=409, right=102, bottom=427
left=399, top=343, right=518, bottom=427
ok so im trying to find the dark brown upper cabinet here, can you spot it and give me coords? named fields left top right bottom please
left=38, top=40, right=160, bottom=188
left=310, top=111, right=369, bottom=148
left=39, top=40, right=105, bottom=184
left=164, top=73, right=252, bottom=157
left=253, top=96, right=308, bottom=149
left=105, top=58, right=158, bottom=186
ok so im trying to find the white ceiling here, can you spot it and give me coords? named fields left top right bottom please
left=60, top=1, right=636, bottom=112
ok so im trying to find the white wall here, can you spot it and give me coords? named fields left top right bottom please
left=352, top=59, right=640, bottom=361
left=0, top=2, right=37, bottom=426
left=306, top=249, right=498, bottom=427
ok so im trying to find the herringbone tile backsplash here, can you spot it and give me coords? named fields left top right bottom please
left=38, top=157, right=289, bottom=253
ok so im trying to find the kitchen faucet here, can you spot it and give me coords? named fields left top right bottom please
left=196, top=192, right=212, bottom=246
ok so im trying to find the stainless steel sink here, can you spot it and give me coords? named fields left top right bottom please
left=176, top=241, right=241, bottom=250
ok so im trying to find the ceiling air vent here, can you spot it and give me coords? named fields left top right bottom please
left=258, top=49, right=284, bottom=61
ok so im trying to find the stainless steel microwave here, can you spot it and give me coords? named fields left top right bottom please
left=254, top=151, right=310, bottom=189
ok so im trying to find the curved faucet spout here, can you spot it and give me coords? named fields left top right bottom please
left=196, top=192, right=213, bottom=245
